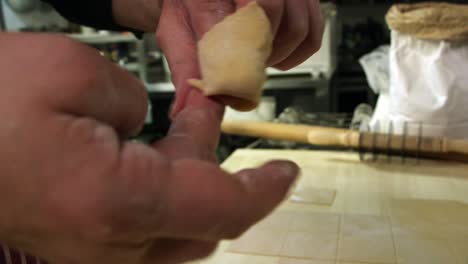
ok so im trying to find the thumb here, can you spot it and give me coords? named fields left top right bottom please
left=183, top=0, right=236, bottom=38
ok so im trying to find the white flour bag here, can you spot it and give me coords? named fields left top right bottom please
left=385, top=3, right=468, bottom=139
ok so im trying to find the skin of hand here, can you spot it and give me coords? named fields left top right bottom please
left=0, top=33, right=299, bottom=264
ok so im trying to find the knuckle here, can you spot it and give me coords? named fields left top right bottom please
left=118, top=143, right=168, bottom=184
left=106, top=144, right=170, bottom=235
left=65, top=118, right=119, bottom=151
left=44, top=123, right=123, bottom=240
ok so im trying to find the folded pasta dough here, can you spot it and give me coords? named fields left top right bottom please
left=188, top=2, right=273, bottom=111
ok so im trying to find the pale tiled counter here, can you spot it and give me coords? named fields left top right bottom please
left=192, top=150, right=468, bottom=264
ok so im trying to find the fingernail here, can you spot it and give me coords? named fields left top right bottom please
left=272, top=161, right=301, bottom=199
left=287, top=169, right=302, bottom=199
left=266, top=160, right=300, bottom=181
left=238, top=161, right=301, bottom=194
left=238, top=169, right=259, bottom=192
left=279, top=161, right=300, bottom=179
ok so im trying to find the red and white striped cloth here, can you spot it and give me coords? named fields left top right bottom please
left=0, top=245, right=44, bottom=264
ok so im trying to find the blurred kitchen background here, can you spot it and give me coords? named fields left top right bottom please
left=1, top=0, right=465, bottom=160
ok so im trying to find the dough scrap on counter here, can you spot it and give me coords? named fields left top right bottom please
left=290, top=187, right=337, bottom=206
left=188, top=1, right=273, bottom=111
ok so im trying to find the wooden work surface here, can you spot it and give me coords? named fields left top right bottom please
left=192, top=149, right=468, bottom=264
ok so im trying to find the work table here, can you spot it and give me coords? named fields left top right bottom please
left=192, top=149, right=468, bottom=264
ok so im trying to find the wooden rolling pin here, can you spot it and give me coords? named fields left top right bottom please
left=221, top=120, right=468, bottom=160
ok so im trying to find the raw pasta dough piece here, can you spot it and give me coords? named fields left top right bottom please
left=188, top=2, right=273, bottom=111
left=290, top=187, right=337, bottom=206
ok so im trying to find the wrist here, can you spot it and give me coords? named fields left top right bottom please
left=112, top=0, right=162, bottom=32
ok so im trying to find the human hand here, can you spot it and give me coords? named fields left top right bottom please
left=155, top=0, right=324, bottom=118
left=0, top=33, right=299, bottom=264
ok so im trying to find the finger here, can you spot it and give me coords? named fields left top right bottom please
left=156, top=0, right=198, bottom=119
left=183, top=0, right=236, bottom=38
left=142, top=239, right=217, bottom=264
left=273, top=0, right=324, bottom=70
left=236, top=0, right=285, bottom=36
left=40, top=36, right=148, bottom=136
left=267, top=0, right=310, bottom=66
left=155, top=159, right=299, bottom=240
left=153, top=93, right=224, bottom=161
left=102, top=145, right=298, bottom=242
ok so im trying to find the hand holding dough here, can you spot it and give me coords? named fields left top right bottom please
left=188, top=2, right=273, bottom=111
